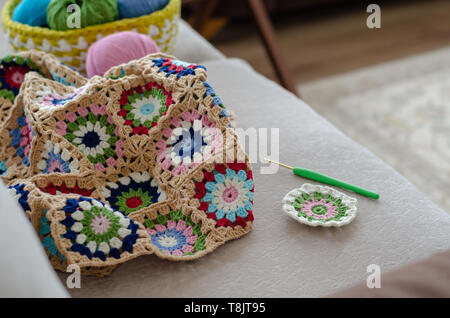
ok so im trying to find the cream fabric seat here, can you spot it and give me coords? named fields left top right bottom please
left=0, top=12, right=449, bottom=297
left=67, top=58, right=450, bottom=297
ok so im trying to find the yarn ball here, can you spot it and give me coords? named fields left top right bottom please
left=12, top=0, right=51, bottom=27
left=47, top=0, right=118, bottom=31
left=86, top=31, right=160, bottom=78
left=118, top=0, right=170, bottom=19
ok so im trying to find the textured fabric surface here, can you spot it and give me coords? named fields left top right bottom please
left=0, top=182, right=68, bottom=297
left=63, top=59, right=450, bottom=297
left=329, top=249, right=450, bottom=297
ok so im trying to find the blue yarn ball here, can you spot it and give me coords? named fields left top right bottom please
left=12, top=0, right=51, bottom=27
left=118, top=0, right=170, bottom=19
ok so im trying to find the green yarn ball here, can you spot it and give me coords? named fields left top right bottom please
left=47, top=0, right=119, bottom=31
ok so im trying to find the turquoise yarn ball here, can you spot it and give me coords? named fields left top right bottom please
left=118, top=0, right=169, bottom=19
left=47, top=0, right=119, bottom=31
left=12, top=0, right=51, bottom=27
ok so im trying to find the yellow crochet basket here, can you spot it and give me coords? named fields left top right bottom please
left=2, top=0, right=181, bottom=74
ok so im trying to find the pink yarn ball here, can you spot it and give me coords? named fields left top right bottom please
left=86, top=31, right=159, bottom=78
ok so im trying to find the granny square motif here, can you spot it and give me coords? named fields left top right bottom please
left=0, top=51, right=254, bottom=276
left=282, top=184, right=357, bottom=227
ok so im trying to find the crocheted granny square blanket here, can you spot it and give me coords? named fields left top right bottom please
left=0, top=51, right=254, bottom=277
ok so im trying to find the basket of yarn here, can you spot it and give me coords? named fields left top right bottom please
left=2, top=0, right=181, bottom=75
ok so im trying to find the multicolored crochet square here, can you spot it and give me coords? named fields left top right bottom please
left=0, top=51, right=254, bottom=276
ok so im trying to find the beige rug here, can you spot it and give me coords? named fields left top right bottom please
left=299, top=47, right=450, bottom=213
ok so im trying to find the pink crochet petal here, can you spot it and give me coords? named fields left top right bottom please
left=155, top=224, right=166, bottom=233
left=170, top=118, right=181, bottom=127
left=182, top=245, right=194, bottom=253
left=157, top=151, right=166, bottom=163
left=176, top=220, right=186, bottom=231
left=162, top=158, right=172, bottom=170
left=115, top=139, right=124, bottom=157
left=172, top=250, right=183, bottom=256
left=191, top=109, right=200, bottom=120
left=202, top=115, right=211, bottom=126
left=94, top=163, right=106, bottom=172
left=77, top=107, right=88, bottom=117
left=20, top=137, right=28, bottom=147
left=162, top=128, right=172, bottom=138
left=21, top=126, right=29, bottom=135
left=183, top=226, right=193, bottom=237
left=106, top=157, right=116, bottom=167
left=90, top=104, right=100, bottom=115
left=171, top=165, right=182, bottom=176
left=24, top=144, right=31, bottom=156
left=56, top=121, right=67, bottom=135
left=181, top=111, right=192, bottom=122
left=167, top=220, right=176, bottom=230
left=186, top=235, right=198, bottom=245
left=156, top=140, right=166, bottom=150
left=65, top=112, right=77, bottom=122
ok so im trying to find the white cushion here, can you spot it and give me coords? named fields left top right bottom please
left=174, top=20, right=225, bottom=63
left=0, top=182, right=68, bottom=297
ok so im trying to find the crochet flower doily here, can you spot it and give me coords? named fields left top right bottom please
left=282, top=184, right=357, bottom=227
left=0, top=51, right=254, bottom=277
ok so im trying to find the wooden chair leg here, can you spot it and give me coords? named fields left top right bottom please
left=188, top=0, right=298, bottom=96
left=191, top=0, right=219, bottom=35
left=247, top=0, right=297, bottom=95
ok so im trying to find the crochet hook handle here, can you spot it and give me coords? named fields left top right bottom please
left=265, top=159, right=379, bottom=200
left=292, top=167, right=379, bottom=200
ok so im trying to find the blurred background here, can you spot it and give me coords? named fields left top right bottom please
left=183, top=0, right=450, bottom=212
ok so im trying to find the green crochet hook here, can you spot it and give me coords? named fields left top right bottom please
left=265, top=158, right=379, bottom=200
